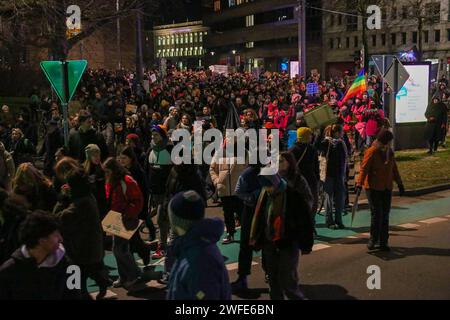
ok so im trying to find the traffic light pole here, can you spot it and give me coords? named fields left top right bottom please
left=61, top=60, right=70, bottom=148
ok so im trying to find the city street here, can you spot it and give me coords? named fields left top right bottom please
left=94, top=190, right=450, bottom=300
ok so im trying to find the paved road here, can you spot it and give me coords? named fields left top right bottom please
left=91, top=190, right=450, bottom=300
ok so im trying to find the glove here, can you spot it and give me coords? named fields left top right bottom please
left=354, top=185, right=362, bottom=195
left=398, top=184, right=405, bottom=196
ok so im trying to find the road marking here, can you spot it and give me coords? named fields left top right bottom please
left=312, top=243, right=331, bottom=251
left=89, top=290, right=117, bottom=300
left=360, top=232, right=370, bottom=237
left=398, top=223, right=420, bottom=229
left=419, top=217, right=448, bottom=224
left=226, top=261, right=258, bottom=271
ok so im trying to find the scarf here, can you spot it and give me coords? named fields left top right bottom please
left=249, top=187, right=286, bottom=248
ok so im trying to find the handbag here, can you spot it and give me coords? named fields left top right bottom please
left=319, top=141, right=331, bottom=183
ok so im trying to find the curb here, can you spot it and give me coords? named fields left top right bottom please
left=351, top=183, right=450, bottom=211
left=395, top=183, right=450, bottom=197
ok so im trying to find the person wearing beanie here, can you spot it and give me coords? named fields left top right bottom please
left=289, top=127, right=319, bottom=232
left=356, top=129, right=404, bottom=252
left=167, top=191, right=231, bottom=301
left=125, top=133, right=146, bottom=168
left=145, top=125, right=173, bottom=260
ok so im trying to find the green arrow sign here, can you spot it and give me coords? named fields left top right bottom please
left=40, top=60, right=88, bottom=104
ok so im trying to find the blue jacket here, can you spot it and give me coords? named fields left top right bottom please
left=235, top=166, right=262, bottom=208
left=167, top=218, right=231, bottom=300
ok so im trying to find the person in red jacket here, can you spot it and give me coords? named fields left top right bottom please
left=103, top=157, right=144, bottom=291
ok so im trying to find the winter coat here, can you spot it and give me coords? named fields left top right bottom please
left=357, top=140, right=403, bottom=191
left=105, top=175, right=144, bottom=219
left=13, top=184, right=58, bottom=212
left=165, top=165, right=207, bottom=205
left=9, top=137, right=36, bottom=166
left=87, top=165, right=108, bottom=219
left=0, top=245, right=81, bottom=300
left=53, top=194, right=104, bottom=265
left=167, top=218, right=231, bottom=300
left=145, top=144, right=173, bottom=195
left=320, top=138, right=348, bottom=180
left=235, top=166, right=262, bottom=208
left=39, top=128, right=63, bottom=177
left=364, top=108, right=385, bottom=137
left=424, top=101, right=447, bottom=141
left=0, top=196, right=29, bottom=265
left=128, top=164, right=149, bottom=220
left=0, top=143, right=15, bottom=191
left=289, top=142, right=320, bottom=194
left=250, top=175, right=314, bottom=252
left=68, top=127, right=109, bottom=162
left=210, top=155, right=247, bottom=198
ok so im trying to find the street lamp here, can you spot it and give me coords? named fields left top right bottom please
left=232, top=50, right=236, bottom=55
left=211, top=51, right=215, bottom=56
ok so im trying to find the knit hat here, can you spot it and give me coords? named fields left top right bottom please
left=297, top=127, right=312, bottom=143
left=85, top=144, right=101, bottom=158
left=151, top=125, right=168, bottom=140
left=168, top=191, right=205, bottom=234
left=126, top=133, right=139, bottom=143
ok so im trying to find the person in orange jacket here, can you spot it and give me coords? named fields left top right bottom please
left=356, top=130, right=404, bottom=251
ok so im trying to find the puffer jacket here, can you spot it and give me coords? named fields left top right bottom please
left=209, top=155, right=247, bottom=198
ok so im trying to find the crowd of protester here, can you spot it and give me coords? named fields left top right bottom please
left=0, top=66, right=448, bottom=300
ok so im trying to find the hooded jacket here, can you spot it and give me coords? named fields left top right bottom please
left=357, top=140, right=403, bottom=191
left=167, top=218, right=231, bottom=300
left=0, top=245, right=81, bottom=300
left=53, top=194, right=104, bottom=265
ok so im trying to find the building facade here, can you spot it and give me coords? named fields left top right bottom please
left=203, top=0, right=323, bottom=74
left=322, top=0, right=450, bottom=78
left=152, top=21, right=210, bottom=70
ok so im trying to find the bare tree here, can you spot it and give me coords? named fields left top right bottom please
left=0, top=0, right=163, bottom=62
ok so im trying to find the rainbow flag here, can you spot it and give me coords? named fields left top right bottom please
left=341, top=69, right=367, bottom=103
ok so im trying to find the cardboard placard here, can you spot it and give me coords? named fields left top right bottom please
left=102, top=210, right=143, bottom=240
left=304, top=104, right=337, bottom=129
left=306, top=82, right=319, bottom=95
left=125, top=104, right=138, bottom=114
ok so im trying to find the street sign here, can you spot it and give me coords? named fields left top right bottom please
left=371, top=55, right=394, bottom=76
left=384, top=57, right=409, bottom=91
left=40, top=60, right=88, bottom=104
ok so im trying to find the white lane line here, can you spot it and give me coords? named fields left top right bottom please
left=226, top=261, right=258, bottom=271
left=419, top=217, right=448, bottom=224
left=89, top=290, right=117, bottom=300
left=398, top=223, right=420, bottom=229
left=312, top=243, right=331, bottom=251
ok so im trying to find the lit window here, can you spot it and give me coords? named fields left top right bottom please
left=200, top=32, right=203, bottom=42
left=246, top=15, right=254, bottom=27
left=246, top=42, right=254, bottom=48
left=185, top=33, right=188, bottom=43
left=189, top=33, right=193, bottom=43
left=158, top=37, right=161, bottom=46
left=229, top=0, right=236, bottom=7
left=194, top=33, right=198, bottom=43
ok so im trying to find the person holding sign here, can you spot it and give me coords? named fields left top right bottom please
left=104, top=157, right=144, bottom=291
